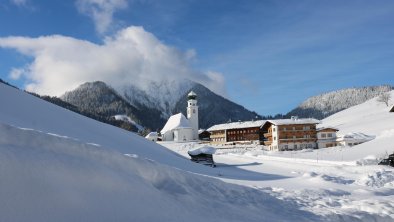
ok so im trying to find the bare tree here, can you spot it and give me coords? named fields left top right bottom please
left=377, top=92, right=391, bottom=107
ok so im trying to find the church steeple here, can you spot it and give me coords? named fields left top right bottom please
left=187, top=91, right=199, bottom=140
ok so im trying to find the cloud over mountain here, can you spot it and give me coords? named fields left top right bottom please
left=0, top=26, right=226, bottom=97
left=76, top=0, right=128, bottom=34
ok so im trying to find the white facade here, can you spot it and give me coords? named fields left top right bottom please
left=277, top=142, right=316, bottom=151
left=173, top=128, right=193, bottom=142
left=316, top=128, right=338, bottom=148
left=160, top=91, right=199, bottom=142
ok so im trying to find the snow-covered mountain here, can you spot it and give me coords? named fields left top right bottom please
left=287, top=85, right=393, bottom=119
left=61, top=80, right=260, bottom=130
left=61, top=81, right=165, bottom=131
left=121, top=79, right=195, bottom=119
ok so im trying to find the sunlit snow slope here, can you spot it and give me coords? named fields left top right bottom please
left=318, top=90, right=394, bottom=161
left=0, top=83, right=319, bottom=221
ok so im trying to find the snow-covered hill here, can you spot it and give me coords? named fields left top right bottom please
left=314, top=90, right=394, bottom=162
left=2, top=81, right=394, bottom=221
left=287, top=85, right=392, bottom=119
left=321, top=90, right=394, bottom=136
left=0, top=82, right=319, bottom=221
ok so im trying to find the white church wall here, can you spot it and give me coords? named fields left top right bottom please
left=174, top=128, right=193, bottom=142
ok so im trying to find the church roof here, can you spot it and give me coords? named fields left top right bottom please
left=161, top=113, right=191, bottom=134
left=188, top=91, right=197, bottom=96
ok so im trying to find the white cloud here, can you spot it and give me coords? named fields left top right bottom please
left=10, top=0, right=27, bottom=6
left=76, top=0, right=128, bottom=34
left=0, top=26, right=226, bottom=97
left=9, top=67, right=26, bottom=80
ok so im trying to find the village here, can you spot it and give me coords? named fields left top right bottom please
left=146, top=91, right=378, bottom=151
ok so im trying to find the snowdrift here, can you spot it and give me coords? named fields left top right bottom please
left=0, top=123, right=318, bottom=222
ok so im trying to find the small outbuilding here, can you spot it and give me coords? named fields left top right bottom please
left=145, top=132, right=159, bottom=141
left=187, top=146, right=216, bottom=167
left=198, top=129, right=211, bottom=141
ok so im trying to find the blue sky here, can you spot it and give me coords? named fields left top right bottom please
left=0, top=0, right=393, bottom=115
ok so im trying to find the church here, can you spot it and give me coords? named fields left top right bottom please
left=160, top=91, right=199, bottom=142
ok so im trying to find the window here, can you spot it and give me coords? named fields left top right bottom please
left=284, top=145, right=288, bottom=149
left=308, top=144, right=312, bottom=148
left=274, top=136, right=276, bottom=141
left=321, top=133, right=326, bottom=138
left=294, top=144, right=297, bottom=149
left=273, top=128, right=276, bottom=132
left=193, top=109, right=195, bottom=113
left=327, top=133, right=332, bottom=137
left=304, top=126, right=310, bottom=130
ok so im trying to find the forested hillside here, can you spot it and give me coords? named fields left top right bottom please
left=287, top=85, right=393, bottom=119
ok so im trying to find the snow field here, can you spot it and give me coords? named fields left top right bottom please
left=0, top=123, right=324, bottom=222
left=1, top=83, right=394, bottom=221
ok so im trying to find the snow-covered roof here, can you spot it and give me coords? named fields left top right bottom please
left=336, top=132, right=375, bottom=142
left=161, top=113, right=191, bottom=134
left=188, top=91, right=197, bottom=97
left=207, top=120, right=266, bottom=131
left=317, top=127, right=339, bottom=132
left=145, top=132, right=158, bottom=138
left=266, top=118, right=320, bottom=126
left=187, top=146, right=216, bottom=155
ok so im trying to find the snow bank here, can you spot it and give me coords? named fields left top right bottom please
left=356, top=170, right=394, bottom=188
left=0, top=123, right=319, bottom=222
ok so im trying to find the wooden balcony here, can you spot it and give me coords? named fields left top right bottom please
left=263, top=140, right=272, bottom=146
